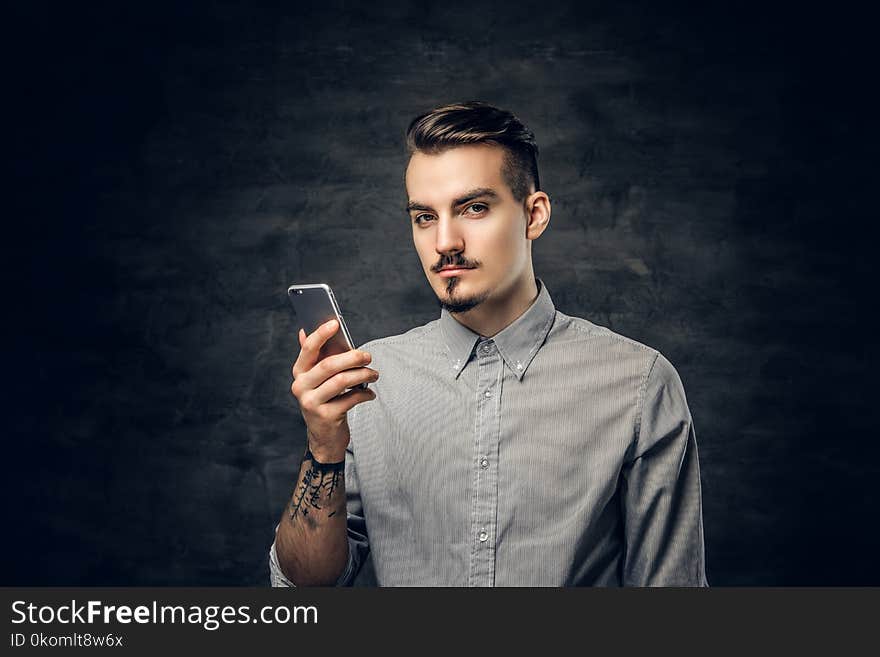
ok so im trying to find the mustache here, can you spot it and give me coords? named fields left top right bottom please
left=432, top=257, right=479, bottom=272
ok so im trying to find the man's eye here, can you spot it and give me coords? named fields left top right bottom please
left=464, top=203, right=488, bottom=215
left=414, top=214, right=434, bottom=225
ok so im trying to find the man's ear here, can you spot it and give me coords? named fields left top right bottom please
left=525, top=191, right=551, bottom=240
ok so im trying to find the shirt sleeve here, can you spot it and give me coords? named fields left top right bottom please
left=620, top=352, right=709, bottom=587
left=267, top=444, right=371, bottom=587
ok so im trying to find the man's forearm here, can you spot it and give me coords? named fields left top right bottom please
left=274, top=448, right=349, bottom=586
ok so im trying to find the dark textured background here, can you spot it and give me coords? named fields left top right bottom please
left=6, top=0, right=877, bottom=585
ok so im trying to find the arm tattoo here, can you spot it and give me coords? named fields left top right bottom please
left=288, top=449, right=345, bottom=528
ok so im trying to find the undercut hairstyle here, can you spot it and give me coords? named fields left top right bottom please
left=405, top=101, right=540, bottom=203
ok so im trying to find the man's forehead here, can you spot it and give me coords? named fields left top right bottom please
left=405, top=144, right=508, bottom=201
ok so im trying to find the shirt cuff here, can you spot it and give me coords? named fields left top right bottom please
left=333, top=539, right=356, bottom=586
left=268, top=537, right=296, bottom=587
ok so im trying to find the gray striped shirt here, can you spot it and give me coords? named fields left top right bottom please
left=270, top=277, right=708, bottom=586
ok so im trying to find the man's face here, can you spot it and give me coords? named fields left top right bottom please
left=405, top=144, right=531, bottom=314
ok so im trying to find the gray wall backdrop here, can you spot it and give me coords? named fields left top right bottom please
left=7, top=0, right=876, bottom=585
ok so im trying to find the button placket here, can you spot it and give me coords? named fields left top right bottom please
left=468, top=338, right=502, bottom=586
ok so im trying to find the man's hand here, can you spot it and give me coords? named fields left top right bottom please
left=290, top=319, right=378, bottom=462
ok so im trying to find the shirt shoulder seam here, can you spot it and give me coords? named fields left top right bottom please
left=360, top=321, right=439, bottom=349
left=561, top=313, right=657, bottom=356
left=632, top=350, right=661, bottom=459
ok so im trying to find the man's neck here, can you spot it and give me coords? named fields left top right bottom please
left=450, top=273, right=540, bottom=338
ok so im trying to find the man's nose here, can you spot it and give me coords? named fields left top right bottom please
left=434, top=215, right=465, bottom=255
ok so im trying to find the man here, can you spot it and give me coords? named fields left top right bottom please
left=269, top=101, right=708, bottom=586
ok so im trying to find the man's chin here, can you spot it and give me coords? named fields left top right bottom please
left=435, top=284, right=490, bottom=314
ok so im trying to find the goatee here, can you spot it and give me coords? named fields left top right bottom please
left=436, top=279, right=490, bottom=314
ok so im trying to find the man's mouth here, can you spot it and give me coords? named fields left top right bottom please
left=437, top=265, right=475, bottom=277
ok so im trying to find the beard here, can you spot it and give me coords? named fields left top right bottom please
left=435, top=276, right=490, bottom=313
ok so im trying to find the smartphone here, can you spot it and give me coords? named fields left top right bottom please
left=287, top=283, right=367, bottom=390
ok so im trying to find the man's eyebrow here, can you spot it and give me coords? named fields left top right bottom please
left=406, top=187, right=500, bottom=213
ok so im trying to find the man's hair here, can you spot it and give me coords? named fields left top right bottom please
left=405, top=101, right=540, bottom=203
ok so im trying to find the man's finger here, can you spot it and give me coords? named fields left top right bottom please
left=298, top=319, right=339, bottom=369
left=310, top=364, right=377, bottom=406
left=292, top=327, right=310, bottom=377
left=294, top=345, right=373, bottom=391
left=323, top=385, right=377, bottom=416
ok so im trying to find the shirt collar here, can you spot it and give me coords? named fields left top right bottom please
left=439, top=277, right=556, bottom=381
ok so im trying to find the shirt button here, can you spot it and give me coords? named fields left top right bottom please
left=516, top=361, right=523, bottom=370
left=480, top=457, right=489, bottom=469
left=484, top=390, right=492, bottom=398
left=478, top=530, right=489, bottom=542
left=480, top=343, right=492, bottom=354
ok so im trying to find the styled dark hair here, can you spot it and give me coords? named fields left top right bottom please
left=405, top=101, right=540, bottom=202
